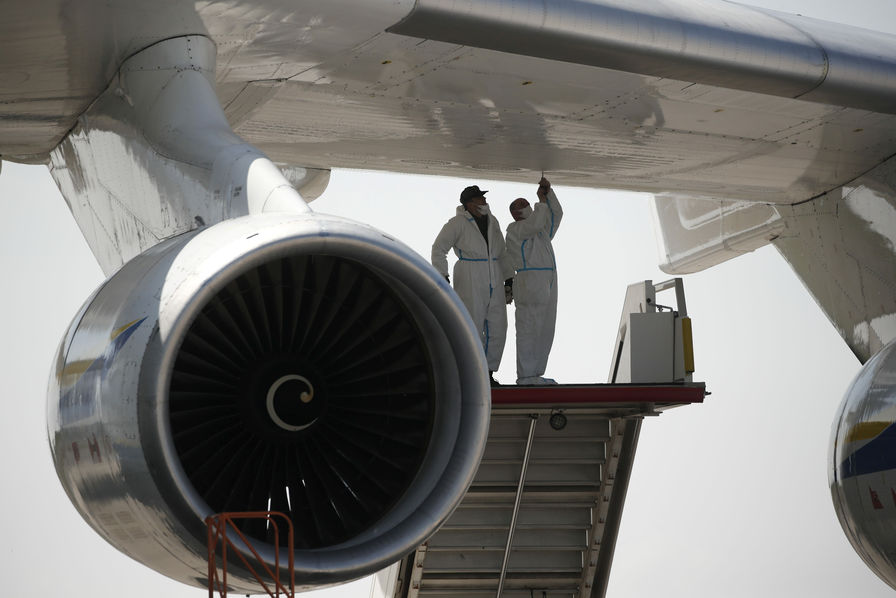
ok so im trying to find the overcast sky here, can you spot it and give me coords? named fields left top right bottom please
left=3, top=1, right=896, bottom=597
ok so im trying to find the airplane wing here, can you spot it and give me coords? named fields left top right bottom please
left=4, top=0, right=896, bottom=199
left=6, top=0, right=892, bottom=361
left=232, top=1, right=896, bottom=202
left=8, top=3, right=896, bottom=322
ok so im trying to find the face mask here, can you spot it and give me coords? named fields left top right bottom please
left=477, top=204, right=490, bottom=216
left=511, top=204, right=532, bottom=221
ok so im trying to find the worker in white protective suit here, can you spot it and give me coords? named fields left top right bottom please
left=506, top=177, right=563, bottom=385
left=432, top=185, right=514, bottom=386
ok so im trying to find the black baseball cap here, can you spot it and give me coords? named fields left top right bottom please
left=460, top=185, right=488, bottom=203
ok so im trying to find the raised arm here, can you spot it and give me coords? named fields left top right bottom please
left=543, top=187, right=563, bottom=239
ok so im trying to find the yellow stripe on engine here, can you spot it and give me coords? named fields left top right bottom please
left=61, top=359, right=93, bottom=380
left=111, top=318, right=142, bottom=340
left=845, top=421, right=891, bottom=443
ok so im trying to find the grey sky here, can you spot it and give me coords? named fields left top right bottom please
left=1, top=1, right=895, bottom=596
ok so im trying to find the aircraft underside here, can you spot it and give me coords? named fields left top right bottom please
left=5, top=0, right=896, bottom=594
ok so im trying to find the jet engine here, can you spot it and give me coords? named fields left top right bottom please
left=830, top=339, right=896, bottom=590
left=48, top=212, right=490, bottom=592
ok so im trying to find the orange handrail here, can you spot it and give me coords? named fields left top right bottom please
left=206, top=512, right=295, bottom=598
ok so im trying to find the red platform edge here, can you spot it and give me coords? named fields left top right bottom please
left=490, top=383, right=706, bottom=405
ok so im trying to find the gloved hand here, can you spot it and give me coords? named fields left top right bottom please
left=537, top=176, right=551, bottom=200
left=504, top=278, right=513, bottom=304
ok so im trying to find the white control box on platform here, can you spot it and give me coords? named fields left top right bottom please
left=623, top=312, right=676, bottom=383
left=610, top=279, right=694, bottom=384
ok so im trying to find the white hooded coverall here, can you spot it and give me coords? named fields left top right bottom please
left=432, top=206, right=513, bottom=371
left=505, top=189, right=563, bottom=381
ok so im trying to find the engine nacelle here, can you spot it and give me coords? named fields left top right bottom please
left=48, top=213, right=490, bottom=592
left=830, top=339, right=896, bottom=590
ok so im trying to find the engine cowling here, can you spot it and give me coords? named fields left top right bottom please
left=48, top=213, right=490, bottom=592
left=830, top=339, right=896, bottom=590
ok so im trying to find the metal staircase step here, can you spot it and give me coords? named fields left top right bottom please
left=389, top=383, right=705, bottom=598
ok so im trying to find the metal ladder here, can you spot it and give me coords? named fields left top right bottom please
left=206, top=511, right=295, bottom=598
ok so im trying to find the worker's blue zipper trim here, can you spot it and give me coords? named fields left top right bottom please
left=548, top=199, right=556, bottom=238
left=458, top=249, right=497, bottom=261
left=519, top=240, right=554, bottom=272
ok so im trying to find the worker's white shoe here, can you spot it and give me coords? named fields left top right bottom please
left=516, top=376, right=558, bottom=385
